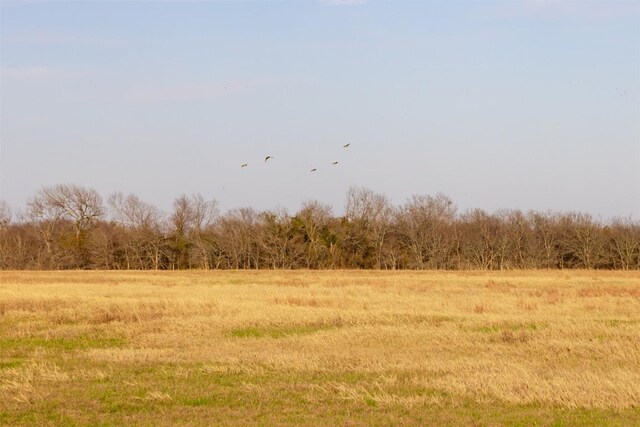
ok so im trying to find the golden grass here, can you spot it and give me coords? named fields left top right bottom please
left=1, top=270, right=639, bottom=425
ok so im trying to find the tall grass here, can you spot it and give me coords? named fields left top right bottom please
left=1, top=270, right=639, bottom=425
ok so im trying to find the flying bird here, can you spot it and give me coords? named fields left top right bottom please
left=265, top=156, right=274, bottom=162
left=343, top=143, right=350, bottom=148
left=332, top=161, right=339, bottom=165
left=241, top=163, right=248, bottom=168
left=310, top=168, right=317, bottom=172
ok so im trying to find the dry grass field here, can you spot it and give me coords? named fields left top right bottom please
left=1, top=270, right=639, bottom=426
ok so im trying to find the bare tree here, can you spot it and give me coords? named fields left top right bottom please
left=108, top=192, right=162, bottom=230
left=35, top=184, right=103, bottom=238
left=293, top=201, right=335, bottom=268
left=0, top=201, right=13, bottom=268
left=87, top=222, right=119, bottom=269
left=107, top=192, right=165, bottom=269
left=169, top=194, right=218, bottom=269
left=560, top=213, right=606, bottom=269
left=2, top=185, right=638, bottom=271
left=459, top=209, right=501, bottom=270
left=344, top=186, right=394, bottom=269
left=0, top=201, right=11, bottom=228
left=26, top=189, right=74, bottom=268
left=529, top=211, right=562, bottom=269
left=609, top=217, right=640, bottom=270
left=397, top=193, right=457, bottom=269
left=26, top=184, right=104, bottom=267
left=215, top=207, right=260, bottom=269
left=258, top=208, right=305, bottom=269
left=493, top=209, right=535, bottom=270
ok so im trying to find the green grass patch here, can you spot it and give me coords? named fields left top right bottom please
left=0, top=358, right=24, bottom=369
left=473, top=321, right=540, bottom=334
left=180, top=396, right=216, bottom=407
left=604, top=319, right=639, bottom=328
left=230, top=323, right=337, bottom=339
left=3, top=361, right=640, bottom=426
left=0, top=335, right=126, bottom=353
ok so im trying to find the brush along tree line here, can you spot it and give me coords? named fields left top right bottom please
left=0, top=184, right=638, bottom=270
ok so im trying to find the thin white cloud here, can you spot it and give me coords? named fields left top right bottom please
left=482, top=0, right=639, bottom=20
left=320, top=0, right=366, bottom=6
left=1, top=66, right=89, bottom=81
left=125, top=78, right=276, bottom=103
left=3, top=33, right=126, bottom=47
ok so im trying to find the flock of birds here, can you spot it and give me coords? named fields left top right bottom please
left=240, top=143, right=350, bottom=172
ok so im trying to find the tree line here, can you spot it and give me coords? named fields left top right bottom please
left=0, top=184, right=638, bottom=270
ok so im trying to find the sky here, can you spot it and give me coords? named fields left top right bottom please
left=1, top=0, right=639, bottom=219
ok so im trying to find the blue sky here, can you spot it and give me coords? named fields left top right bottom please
left=1, top=0, right=639, bottom=218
